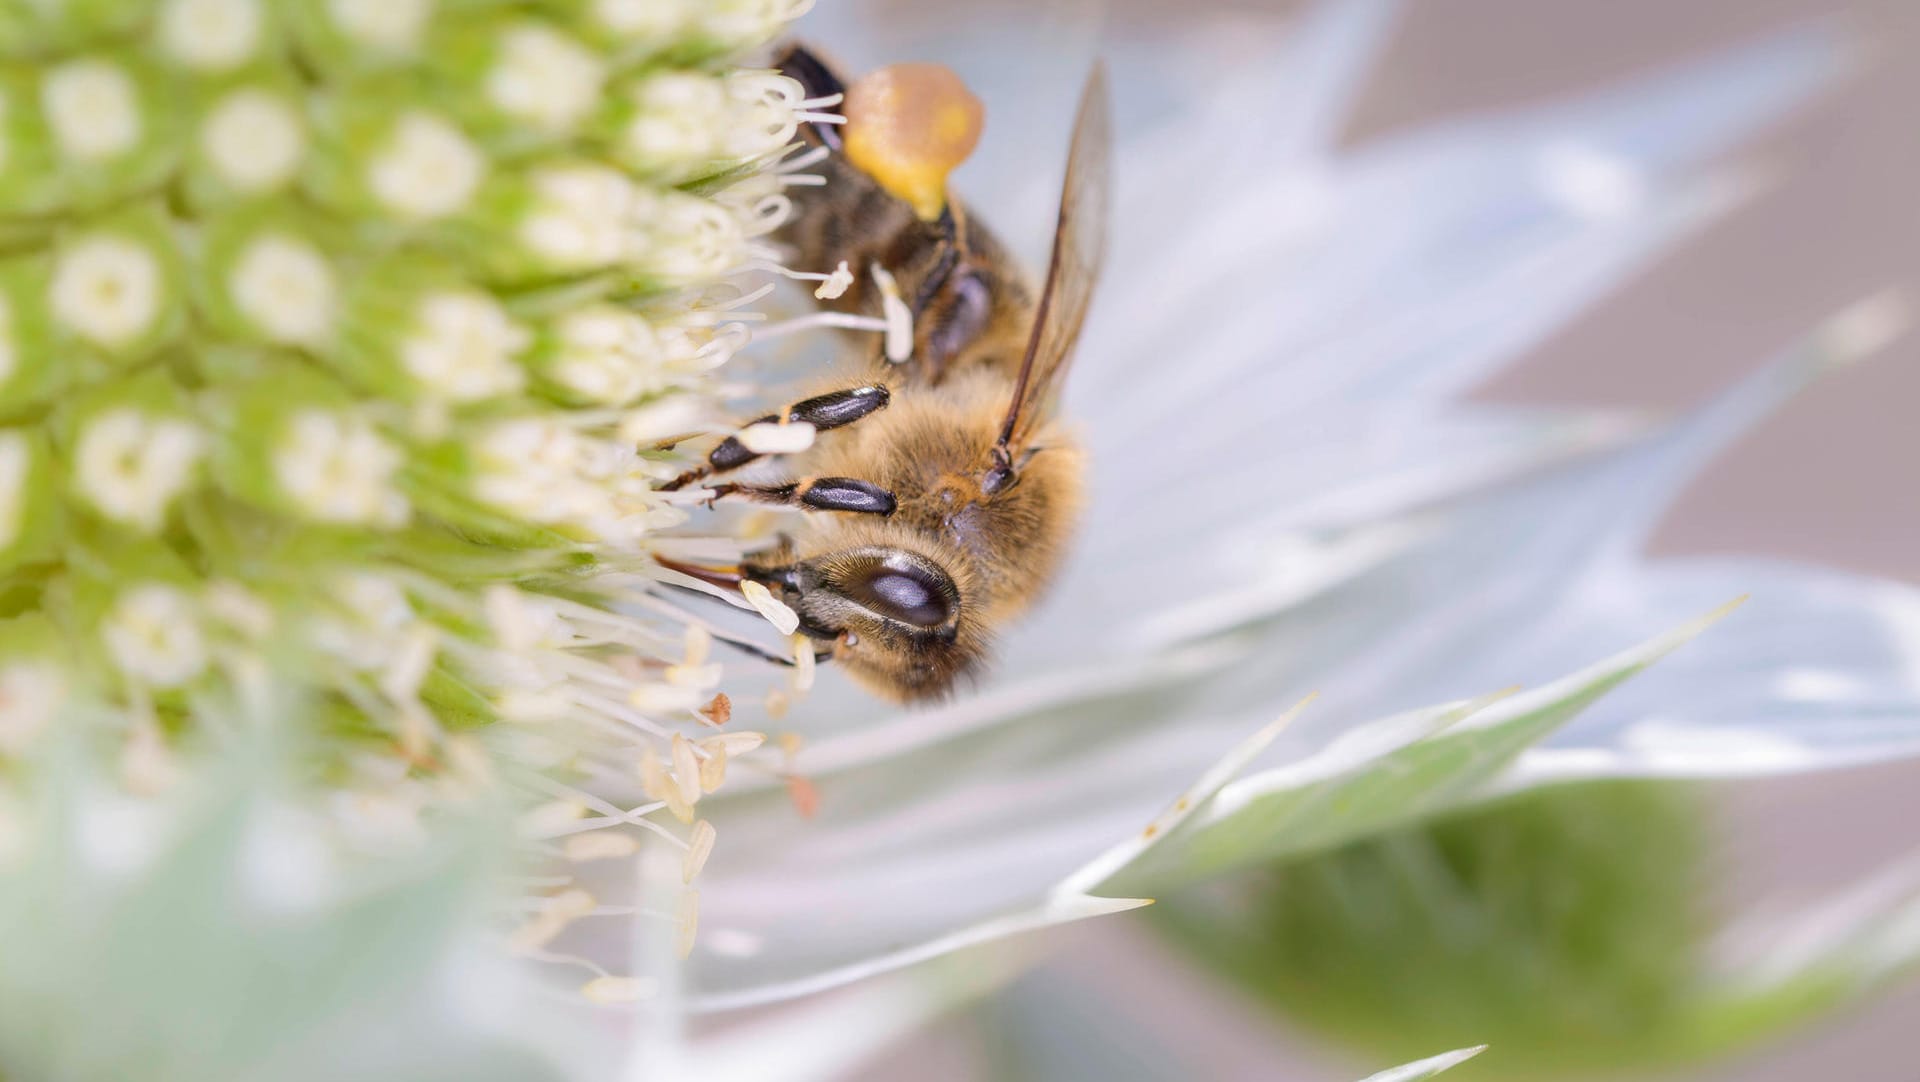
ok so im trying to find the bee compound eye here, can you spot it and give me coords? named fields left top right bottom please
left=852, top=567, right=951, bottom=628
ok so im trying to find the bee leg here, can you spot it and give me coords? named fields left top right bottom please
left=709, top=477, right=896, bottom=516
left=662, top=385, right=890, bottom=491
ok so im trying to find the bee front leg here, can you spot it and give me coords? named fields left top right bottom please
left=709, top=477, right=896, bottom=516
left=662, top=384, right=890, bottom=491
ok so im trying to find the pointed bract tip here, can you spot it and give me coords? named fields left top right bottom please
left=1070, top=894, right=1155, bottom=917
left=1818, top=289, right=1910, bottom=368
left=1648, top=595, right=1750, bottom=664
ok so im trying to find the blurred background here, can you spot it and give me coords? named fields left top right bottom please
left=818, top=0, right=1920, bottom=1077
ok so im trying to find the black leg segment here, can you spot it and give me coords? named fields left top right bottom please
left=709, top=476, right=896, bottom=516
left=663, top=385, right=889, bottom=491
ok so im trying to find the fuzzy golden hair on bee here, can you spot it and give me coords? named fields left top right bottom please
left=765, top=373, right=1086, bottom=702
left=663, top=45, right=1109, bottom=704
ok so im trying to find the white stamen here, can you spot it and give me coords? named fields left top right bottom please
left=665, top=662, right=721, bottom=690
left=790, top=632, right=815, bottom=691
left=722, top=71, right=803, bottom=161
left=675, top=888, right=699, bottom=958
left=638, top=745, right=669, bottom=800
left=565, top=832, right=641, bottom=862
left=740, top=580, right=799, bottom=636
left=683, top=624, right=711, bottom=668
left=631, top=683, right=704, bottom=714
left=699, top=732, right=764, bottom=757
left=522, top=800, right=586, bottom=838
left=683, top=820, right=716, bottom=882
left=752, top=310, right=890, bottom=343
left=815, top=261, right=853, bottom=300
left=669, top=732, right=702, bottom=806
left=697, top=748, right=726, bottom=792
left=870, top=263, right=913, bottom=362
left=736, top=420, right=814, bottom=455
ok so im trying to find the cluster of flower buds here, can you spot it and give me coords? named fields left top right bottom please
left=0, top=0, right=816, bottom=836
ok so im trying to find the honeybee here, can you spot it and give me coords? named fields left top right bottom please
left=662, top=45, right=1110, bottom=702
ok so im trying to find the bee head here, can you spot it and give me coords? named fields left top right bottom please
left=753, top=544, right=987, bottom=703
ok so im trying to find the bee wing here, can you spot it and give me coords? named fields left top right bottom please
left=996, top=62, right=1112, bottom=455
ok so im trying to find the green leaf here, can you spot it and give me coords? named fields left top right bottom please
left=1153, top=782, right=1707, bottom=1077
left=1152, top=777, right=1920, bottom=1079
left=1096, top=600, right=1743, bottom=896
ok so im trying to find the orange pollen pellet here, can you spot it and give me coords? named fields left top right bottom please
left=842, top=63, right=985, bottom=221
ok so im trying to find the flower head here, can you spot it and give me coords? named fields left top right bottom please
left=0, top=0, right=819, bottom=1010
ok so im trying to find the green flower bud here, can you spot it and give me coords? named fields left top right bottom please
left=0, top=0, right=811, bottom=999
left=38, top=51, right=182, bottom=212
left=181, top=71, right=308, bottom=207
left=49, top=205, right=186, bottom=363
